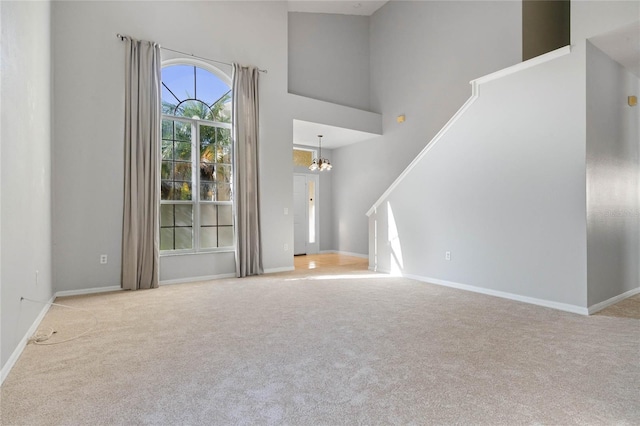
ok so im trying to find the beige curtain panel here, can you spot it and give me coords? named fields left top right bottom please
left=121, top=37, right=161, bottom=290
left=232, top=64, right=263, bottom=277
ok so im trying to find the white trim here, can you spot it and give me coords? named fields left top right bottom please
left=402, top=273, right=589, bottom=315
left=293, top=173, right=320, bottom=255
left=159, top=273, right=236, bottom=285
left=161, top=57, right=231, bottom=86
left=368, top=270, right=589, bottom=315
left=160, top=248, right=235, bottom=258
left=368, top=265, right=391, bottom=273
left=320, top=250, right=368, bottom=259
left=1, top=295, right=55, bottom=385
left=588, top=287, right=640, bottom=315
left=54, top=286, right=122, bottom=298
left=264, top=266, right=295, bottom=274
left=366, top=45, right=572, bottom=217
left=471, top=45, right=571, bottom=86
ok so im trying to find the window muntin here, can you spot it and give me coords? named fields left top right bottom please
left=162, top=64, right=231, bottom=122
left=161, top=119, right=193, bottom=201
left=160, top=64, right=233, bottom=254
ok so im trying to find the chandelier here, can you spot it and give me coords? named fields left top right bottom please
left=309, top=135, right=332, bottom=171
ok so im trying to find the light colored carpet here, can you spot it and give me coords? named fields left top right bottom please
left=595, top=293, right=640, bottom=320
left=1, top=267, right=639, bottom=425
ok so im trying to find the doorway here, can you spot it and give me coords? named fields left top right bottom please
left=293, top=173, right=319, bottom=255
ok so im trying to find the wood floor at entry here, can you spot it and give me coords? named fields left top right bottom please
left=294, top=253, right=368, bottom=271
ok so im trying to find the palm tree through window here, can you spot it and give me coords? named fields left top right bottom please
left=160, top=63, right=233, bottom=252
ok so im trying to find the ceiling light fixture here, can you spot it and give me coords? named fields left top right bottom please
left=309, top=135, right=332, bottom=172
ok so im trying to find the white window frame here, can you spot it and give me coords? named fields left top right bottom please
left=160, top=59, right=234, bottom=256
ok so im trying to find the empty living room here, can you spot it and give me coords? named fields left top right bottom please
left=1, top=0, right=639, bottom=424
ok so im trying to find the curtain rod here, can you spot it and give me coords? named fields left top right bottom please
left=116, top=34, right=267, bottom=73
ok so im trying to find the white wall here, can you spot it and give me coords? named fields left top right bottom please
left=586, top=41, right=640, bottom=306
left=366, top=1, right=640, bottom=311
left=571, top=1, right=639, bottom=43
left=317, top=163, right=334, bottom=252
left=288, top=94, right=382, bottom=136
left=371, top=50, right=589, bottom=308
left=288, top=12, right=371, bottom=111
left=52, top=1, right=293, bottom=289
left=332, top=0, right=522, bottom=256
left=1, top=0, right=53, bottom=372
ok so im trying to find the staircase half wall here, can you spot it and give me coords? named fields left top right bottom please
left=366, top=46, right=592, bottom=314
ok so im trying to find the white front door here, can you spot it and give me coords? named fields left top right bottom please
left=293, top=173, right=319, bottom=255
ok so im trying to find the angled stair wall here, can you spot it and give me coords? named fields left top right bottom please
left=367, top=46, right=592, bottom=313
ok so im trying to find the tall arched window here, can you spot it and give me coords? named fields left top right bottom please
left=160, top=61, right=233, bottom=253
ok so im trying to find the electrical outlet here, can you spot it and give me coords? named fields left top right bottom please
left=35, top=270, right=39, bottom=286
left=100, top=254, right=108, bottom=264
left=284, top=207, right=289, bottom=215
left=445, top=251, right=451, bottom=261
left=283, top=243, right=289, bottom=252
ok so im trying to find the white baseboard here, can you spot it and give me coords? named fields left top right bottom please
left=264, top=266, right=295, bottom=274
left=588, top=287, right=640, bottom=315
left=320, top=250, right=369, bottom=259
left=1, top=295, right=55, bottom=385
left=1, top=285, right=124, bottom=384
left=398, top=273, right=589, bottom=315
left=55, top=285, right=122, bottom=298
left=160, top=273, right=236, bottom=285
left=372, top=267, right=391, bottom=274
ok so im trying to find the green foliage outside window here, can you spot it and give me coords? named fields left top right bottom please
left=160, top=66, right=233, bottom=252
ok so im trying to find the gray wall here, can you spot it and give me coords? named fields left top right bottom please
left=332, top=1, right=522, bottom=256
left=52, top=1, right=293, bottom=290
left=1, top=1, right=54, bottom=372
left=586, top=41, right=640, bottom=306
left=288, top=12, right=371, bottom=111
